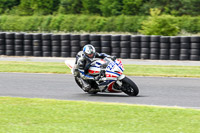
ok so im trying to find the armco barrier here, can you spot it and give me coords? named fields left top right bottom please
left=0, top=32, right=200, bottom=61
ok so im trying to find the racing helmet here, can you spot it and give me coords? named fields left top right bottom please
left=83, top=44, right=96, bottom=59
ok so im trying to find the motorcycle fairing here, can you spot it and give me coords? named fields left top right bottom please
left=88, top=66, right=100, bottom=75
left=88, top=59, right=106, bottom=75
left=98, top=80, right=121, bottom=92
left=105, top=59, right=124, bottom=79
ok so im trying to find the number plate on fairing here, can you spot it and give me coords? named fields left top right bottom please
left=106, top=61, right=115, bottom=71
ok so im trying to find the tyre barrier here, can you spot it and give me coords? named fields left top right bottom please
left=0, top=32, right=200, bottom=61
left=42, top=33, right=52, bottom=57
left=24, top=33, right=33, bottom=56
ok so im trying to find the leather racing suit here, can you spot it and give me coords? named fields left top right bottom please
left=74, top=51, right=110, bottom=91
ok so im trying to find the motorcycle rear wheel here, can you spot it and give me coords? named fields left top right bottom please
left=122, top=77, right=139, bottom=96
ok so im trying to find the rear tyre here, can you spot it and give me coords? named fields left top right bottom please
left=122, top=77, right=139, bottom=96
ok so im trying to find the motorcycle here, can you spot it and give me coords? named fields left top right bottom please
left=65, top=57, right=139, bottom=96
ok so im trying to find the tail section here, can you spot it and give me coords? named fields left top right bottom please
left=65, top=59, right=76, bottom=74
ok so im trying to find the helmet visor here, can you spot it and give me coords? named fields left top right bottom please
left=87, top=53, right=94, bottom=58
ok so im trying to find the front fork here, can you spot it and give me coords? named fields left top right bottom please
left=117, top=74, right=125, bottom=80
left=116, top=74, right=126, bottom=91
left=96, top=74, right=125, bottom=91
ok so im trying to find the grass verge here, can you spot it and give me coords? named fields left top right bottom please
left=0, top=97, right=200, bottom=133
left=0, top=61, right=200, bottom=78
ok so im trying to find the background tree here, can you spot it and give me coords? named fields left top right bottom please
left=31, top=0, right=60, bottom=15
left=16, top=0, right=60, bottom=15
left=58, top=0, right=82, bottom=14
left=169, top=0, right=200, bottom=16
left=99, top=0, right=123, bottom=17
left=0, top=0, right=20, bottom=14
left=139, top=8, right=180, bottom=36
left=81, top=0, right=100, bottom=14
left=122, top=0, right=142, bottom=15
left=16, top=0, right=33, bottom=15
left=140, top=0, right=200, bottom=16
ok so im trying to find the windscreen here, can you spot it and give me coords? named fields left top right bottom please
left=101, top=57, right=112, bottom=68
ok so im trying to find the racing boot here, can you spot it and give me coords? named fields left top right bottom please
left=79, top=78, right=91, bottom=92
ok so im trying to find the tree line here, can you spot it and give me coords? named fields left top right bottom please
left=0, top=0, right=200, bottom=16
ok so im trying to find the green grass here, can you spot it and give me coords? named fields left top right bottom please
left=0, top=61, right=67, bottom=74
left=0, top=97, right=200, bottom=133
left=0, top=61, right=200, bottom=78
left=125, top=64, right=200, bottom=78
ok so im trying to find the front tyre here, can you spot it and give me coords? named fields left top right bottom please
left=122, top=77, right=139, bottom=96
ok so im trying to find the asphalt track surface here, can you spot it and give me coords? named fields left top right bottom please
left=0, top=72, right=200, bottom=109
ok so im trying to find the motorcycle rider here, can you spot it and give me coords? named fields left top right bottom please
left=74, top=44, right=116, bottom=92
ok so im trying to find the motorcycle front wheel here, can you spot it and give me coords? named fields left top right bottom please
left=122, top=77, right=139, bottom=96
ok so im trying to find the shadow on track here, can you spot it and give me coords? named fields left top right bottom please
left=89, top=93, right=128, bottom=97
left=88, top=94, right=148, bottom=98
left=87, top=93, right=147, bottom=97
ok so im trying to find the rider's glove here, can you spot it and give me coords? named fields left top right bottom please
left=111, top=56, right=116, bottom=61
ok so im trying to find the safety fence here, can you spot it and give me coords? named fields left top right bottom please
left=0, top=32, right=200, bottom=60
